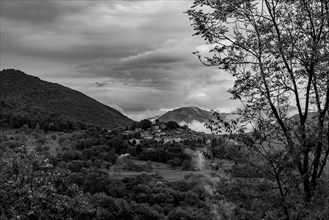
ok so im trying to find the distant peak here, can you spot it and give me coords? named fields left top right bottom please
left=174, top=106, right=203, bottom=111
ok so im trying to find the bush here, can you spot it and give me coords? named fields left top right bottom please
left=35, top=145, right=43, bottom=152
left=231, top=164, right=264, bottom=178
left=182, top=159, right=191, bottom=170
left=167, top=157, right=181, bottom=168
left=58, top=136, right=66, bottom=146
left=42, top=145, right=50, bottom=151
left=168, top=208, right=193, bottom=220
left=51, top=134, right=57, bottom=140
left=37, top=136, right=47, bottom=145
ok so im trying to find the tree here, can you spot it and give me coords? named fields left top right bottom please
left=166, top=121, right=179, bottom=130
left=155, top=163, right=161, bottom=174
left=139, top=119, right=152, bottom=130
left=134, top=131, right=142, bottom=139
left=22, top=124, right=30, bottom=135
left=58, top=136, right=66, bottom=147
left=167, top=157, right=181, bottom=168
left=36, top=135, right=47, bottom=146
left=182, top=159, right=191, bottom=170
left=188, top=0, right=329, bottom=217
left=35, top=123, right=41, bottom=134
left=0, top=147, right=95, bottom=219
left=146, top=160, right=153, bottom=172
left=115, top=157, right=124, bottom=173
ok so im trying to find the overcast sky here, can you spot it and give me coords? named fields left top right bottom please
left=0, top=0, right=239, bottom=120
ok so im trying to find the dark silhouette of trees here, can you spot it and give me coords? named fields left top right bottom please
left=188, top=0, right=329, bottom=218
left=166, top=121, right=180, bottom=130
left=140, top=119, right=152, bottom=130
left=0, top=147, right=95, bottom=219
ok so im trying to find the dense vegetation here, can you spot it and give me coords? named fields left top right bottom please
left=0, top=69, right=133, bottom=130
left=0, top=128, right=213, bottom=219
left=1, top=120, right=329, bottom=219
left=2, top=0, right=329, bottom=218
left=188, top=0, right=329, bottom=219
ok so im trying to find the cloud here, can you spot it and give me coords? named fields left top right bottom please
left=179, top=120, right=212, bottom=134
left=93, top=82, right=108, bottom=87
left=0, top=1, right=79, bottom=25
left=1, top=0, right=239, bottom=119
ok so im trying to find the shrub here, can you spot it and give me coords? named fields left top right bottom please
left=167, top=157, right=181, bottom=168
left=51, top=134, right=57, bottom=140
left=37, top=136, right=47, bottom=145
left=182, top=159, right=191, bottom=170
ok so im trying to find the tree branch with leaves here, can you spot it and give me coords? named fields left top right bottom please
left=188, top=0, right=329, bottom=218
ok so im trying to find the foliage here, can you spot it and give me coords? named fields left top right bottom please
left=0, top=69, right=133, bottom=130
left=167, top=157, right=182, bottom=168
left=188, top=0, right=329, bottom=218
left=166, top=121, right=180, bottom=130
left=182, top=159, right=191, bottom=170
left=131, top=119, right=153, bottom=130
left=0, top=147, right=95, bottom=219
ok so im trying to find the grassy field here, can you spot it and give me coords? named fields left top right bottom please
left=109, top=158, right=232, bottom=181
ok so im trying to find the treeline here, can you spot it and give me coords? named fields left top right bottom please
left=3, top=125, right=329, bottom=219
left=130, top=119, right=181, bottom=130
left=0, top=130, right=213, bottom=219
left=54, top=129, right=193, bottom=172
left=0, top=100, right=106, bottom=132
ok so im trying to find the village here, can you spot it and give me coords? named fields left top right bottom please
left=121, top=119, right=215, bottom=146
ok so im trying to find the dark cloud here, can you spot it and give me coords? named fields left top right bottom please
left=93, top=82, right=108, bottom=87
left=0, top=0, right=237, bottom=119
left=0, top=1, right=88, bottom=25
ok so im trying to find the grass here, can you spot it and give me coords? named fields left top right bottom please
left=109, top=160, right=196, bottom=181
left=110, top=158, right=232, bottom=181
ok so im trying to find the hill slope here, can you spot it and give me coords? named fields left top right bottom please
left=157, top=107, right=217, bottom=124
left=0, top=69, right=133, bottom=129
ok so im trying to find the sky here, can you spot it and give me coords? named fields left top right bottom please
left=0, top=0, right=239, bottom=120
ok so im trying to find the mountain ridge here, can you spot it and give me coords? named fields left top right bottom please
left=0, top=69, right=133, bottom=129
left=157, top=106, right=217, bottom=124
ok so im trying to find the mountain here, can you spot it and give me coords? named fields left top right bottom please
left=0, top=69, right=133, bottom=129
left=157, top=107, right=220, bottom=124
left=156, top=106, right=306, bottom=133
left=157, top=107, right=247, bottom=133
left=146, top=115, right=161, bottom=122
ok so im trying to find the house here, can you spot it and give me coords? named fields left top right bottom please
left=143, top=134, right=154, bottom=140
left=123, top=130, right=135, bottom=136
left=154, top=137, right=163, bottom=142
left=155, top=133, right=161, bottom=138
left=146, top=147, right=155, bottom=152
left=163, top=137, right=182, bottom=144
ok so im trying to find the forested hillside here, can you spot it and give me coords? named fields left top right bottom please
left=158, top=107, right=219, bottom=123
left=0, top=69, right=133, bottom=130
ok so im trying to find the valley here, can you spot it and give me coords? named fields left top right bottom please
left=1, top=69, right=329, bottom=220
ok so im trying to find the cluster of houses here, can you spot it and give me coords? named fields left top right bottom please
left=122, top=120, right=213, bottom=145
